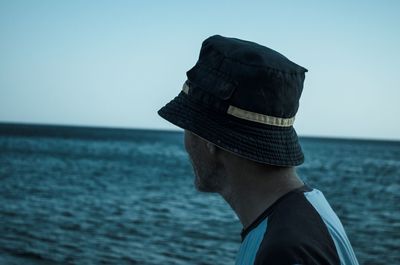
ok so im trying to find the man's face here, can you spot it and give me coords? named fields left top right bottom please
left=184, top=130, right=223, bottom=193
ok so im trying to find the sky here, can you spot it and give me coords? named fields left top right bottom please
left=0, top=1, right=399, bottom=140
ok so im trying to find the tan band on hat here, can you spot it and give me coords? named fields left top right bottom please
left=227, top=106, right=295, bottom=127
left=181, top=82, right=295, bottom=127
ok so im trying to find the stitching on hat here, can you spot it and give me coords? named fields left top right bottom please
left=225, top=57, right=307, bottom=74
left=197, top=62, right=238, bottom=85
left=208, top=48, right=307, bottom=74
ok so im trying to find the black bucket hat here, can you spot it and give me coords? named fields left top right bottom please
left=158, top=35, right=308, bottom=166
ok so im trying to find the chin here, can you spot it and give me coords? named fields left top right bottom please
left=194, top=175, right=218, bottom=193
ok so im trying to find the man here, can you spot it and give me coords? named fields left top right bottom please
left=158, top=35, right=359, bottom=265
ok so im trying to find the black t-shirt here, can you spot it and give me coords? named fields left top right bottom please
left=235, top=185, right=359, bottom=265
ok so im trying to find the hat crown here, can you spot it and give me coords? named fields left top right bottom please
left=201, top=35, right=307, bottom=73
left=186, top=35, right=307, bottom=119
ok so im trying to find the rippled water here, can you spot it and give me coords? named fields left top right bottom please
left=0, top=125, right=399, bottom=264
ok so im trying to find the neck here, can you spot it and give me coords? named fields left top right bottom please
left=219, top=164, right=304, bottom=230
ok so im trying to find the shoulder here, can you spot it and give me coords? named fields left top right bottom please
left=254, top=241, right=309, bottom=265
left=254, top=189, right=341, bottom=265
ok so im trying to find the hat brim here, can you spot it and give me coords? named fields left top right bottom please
left=158, top=91, right=304, bottom=166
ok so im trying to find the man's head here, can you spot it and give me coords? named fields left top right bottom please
left=158, top=35, right=307, bottom=179
left=183, top=129, right=299, bottom=195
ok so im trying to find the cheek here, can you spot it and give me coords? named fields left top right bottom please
left=184, top=133, right=197, bottom=165
left=184, top=138, right=203, bottom=174
left=184, top=131, right=192, bottom=153
left=184, top=136, right=193, bottom=160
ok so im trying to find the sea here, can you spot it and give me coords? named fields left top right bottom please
left=0, top=123, right=399, bottom=265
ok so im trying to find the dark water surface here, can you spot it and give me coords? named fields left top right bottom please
left=0, top=124, right=399, bottom=264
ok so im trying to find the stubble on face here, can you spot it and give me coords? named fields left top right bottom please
left=184, top=130, right=224, bottom=193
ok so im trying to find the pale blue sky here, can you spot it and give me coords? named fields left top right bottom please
left=0, top=1, right=399, bottom=140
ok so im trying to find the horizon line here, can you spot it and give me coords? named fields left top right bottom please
left=0, top=120, right=399, bottom=143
